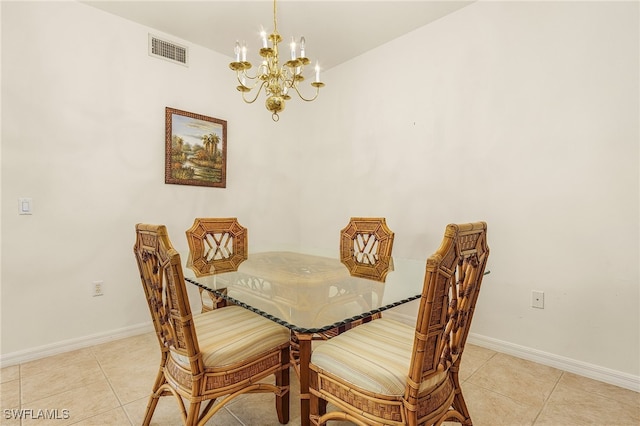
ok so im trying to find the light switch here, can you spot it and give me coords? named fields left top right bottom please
left=19, top=198, right=32, bottom=215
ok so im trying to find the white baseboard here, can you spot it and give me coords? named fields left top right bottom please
left=467, top=333, right=640, bottom=393
left=0, top=322, right=154, bottom=368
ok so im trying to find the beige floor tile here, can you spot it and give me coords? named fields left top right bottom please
left=466, top=353, right=562, bottom=406
left=228, top=390, right=300, bottom=426
left=534, top=375, right=640, bottom=426
left=461, top=381, right=541, bottom=426
left=229, top=369, right=301, bottom=425
left=97, top=334, right=163, bottom=405
left=0, top=379, right=20, bottom=410
left=464, top=344, right=498, bottom=361
left=69, top=407, right=131, bottom=426
left=92, top=333, right=157, bottom=368
left=124, top=395, right=241, bottom=425
left=556, top=372, right=640, bottom=409
left=1, top=366, right=20, bottom=383
left=21, top=357, right=105, bottom=404
left=20, top=348, right=95, bottom=378
left=101, top=360, right=160, bottom=405
left=0, top=412, right=22, bottom=426
left=458, top=346, right=497, bottom=383
left=20, top=379, right=119, bottom=426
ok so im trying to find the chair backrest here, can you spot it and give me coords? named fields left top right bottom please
left=406, top=222, right=489, bottom=404
left=339, top=217, right=395, bottom=281
left=185, top=218, right=248, bottom=277
left=134, top=224, right=204, bottom=376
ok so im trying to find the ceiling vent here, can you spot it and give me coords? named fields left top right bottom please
left=149, top=34, right=188, bottom=66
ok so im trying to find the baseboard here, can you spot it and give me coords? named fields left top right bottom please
left=468, top=333, right=640, bottom=393
left=0, top=322, right=154, bottom=368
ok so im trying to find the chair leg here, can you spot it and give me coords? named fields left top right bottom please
left=450, top=365, right=472, bottom=425
left=309, top=369, right=327, bottom=426
left=142, top=393, right=161, bottom=426
left=142, top=361, right=168, bottom=426
left=185, top=401, right=201, bottom=426
left=275, top=349, right=290, bottom=424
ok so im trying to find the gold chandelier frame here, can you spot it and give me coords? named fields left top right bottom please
left=229, top=0, right=325, bottom=121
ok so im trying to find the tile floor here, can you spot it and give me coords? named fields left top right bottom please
left=1, top=332, right=638, bottom=425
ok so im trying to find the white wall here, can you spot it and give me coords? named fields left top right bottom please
left=1, top=0, right=638, bottom=389
left=299, top=0, right=639, bottom=381
left=0, top=1, right=302, bottom=357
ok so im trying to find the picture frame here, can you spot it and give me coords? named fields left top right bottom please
left=165, top=107, right=227, bottom=188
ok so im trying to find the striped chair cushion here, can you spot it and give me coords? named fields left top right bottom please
left=171, top=305, right=291, bottom=369
left=311, top=318, right=447, bottom=396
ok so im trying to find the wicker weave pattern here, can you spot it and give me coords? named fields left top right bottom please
left=186, top=218, right=248, bottom=276
left=340, top=217, right=395, bottom=282
left=309, top=222, right=489, bottom=426
left=134, top=224, right=290, bottom=426
left=319, top=373, right=404, bottom=422
left=186, top=218, right=248, bottom=313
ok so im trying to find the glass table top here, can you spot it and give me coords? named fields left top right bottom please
left=182, top=251, right=428, bottom=333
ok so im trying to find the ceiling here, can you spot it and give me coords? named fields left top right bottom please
left=82, top=1, right=473, bottom=70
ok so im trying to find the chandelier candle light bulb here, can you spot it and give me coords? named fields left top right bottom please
left=228, top=0, right=325, bottom=121
left=290, top=37, right=296, bottom=60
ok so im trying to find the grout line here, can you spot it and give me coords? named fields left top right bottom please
left=530, top=370, right=564, bottom=425
left=224, top=405, right=247, bottom=425
left=462, top=349, right=498, bottom=384
left=87, top=344, right=137, bottom=426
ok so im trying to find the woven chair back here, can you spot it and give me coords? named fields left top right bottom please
left=339, top=217, right=395, bottom=281
left=406, top=222, right=489, bottom=404
left=186, top=218, right=248, bottom=277
left=134, top=224, right=204, bottom=377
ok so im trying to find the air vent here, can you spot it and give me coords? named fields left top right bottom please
left=149, top=34, right=188, bottom=66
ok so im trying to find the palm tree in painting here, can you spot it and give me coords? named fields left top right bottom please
left=210, top=133, right=220, bottom=161
left=202, top=134, right=211, bottom=159
left=201, top=133, right=220, bottom=161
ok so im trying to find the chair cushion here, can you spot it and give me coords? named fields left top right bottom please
left=311, top=317, right=447, bottom=396
left=171, top=305, right=290, bottom=369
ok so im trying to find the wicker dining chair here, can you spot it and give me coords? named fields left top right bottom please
left=134, top=224, right=290, bottom=426
left=310, top=222, right=489, bottom=426
left=339, top=217, right=395, bottom=282
left=185, top=217, right=248, bottom=312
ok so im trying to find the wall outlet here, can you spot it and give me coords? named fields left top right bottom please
left=532, top=290, right=544, bottom=309
left=93, top=280, right=104, bottom=297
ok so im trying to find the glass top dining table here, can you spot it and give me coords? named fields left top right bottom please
left=183, top=250, right=427, bottom=333
left=182, top=250, right=429, bottom=426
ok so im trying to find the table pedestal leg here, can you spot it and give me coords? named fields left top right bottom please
left=297, top=333, right=312, bottom=426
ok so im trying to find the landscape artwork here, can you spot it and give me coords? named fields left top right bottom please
left=165, top=107, right=227, bottom=188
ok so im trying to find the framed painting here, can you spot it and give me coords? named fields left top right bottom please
left=165, top=107, right=227, bottom=188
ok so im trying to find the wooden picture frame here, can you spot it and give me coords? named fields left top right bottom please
left=165, top=107, right=227, bottom=188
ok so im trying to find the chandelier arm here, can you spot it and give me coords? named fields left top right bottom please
left=241, top=80, right=268, bottom=104
left=237, top=68, right=263, bottom=81
left=290, top=84, right=320, bottom=102
left=236, top=74, right=262, bottom=89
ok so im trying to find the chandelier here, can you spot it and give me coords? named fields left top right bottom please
left=229, top=0, right=325, bottom=121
